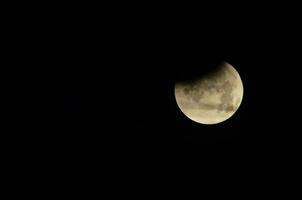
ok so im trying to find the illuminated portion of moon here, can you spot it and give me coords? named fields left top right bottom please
left=175, top=62, right=243, bottom=124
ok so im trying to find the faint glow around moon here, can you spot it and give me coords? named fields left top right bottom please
left=175, top=62, right=244, bottom=125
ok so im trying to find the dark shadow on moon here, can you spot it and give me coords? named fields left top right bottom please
left=174, top=55, right=225, bottom=83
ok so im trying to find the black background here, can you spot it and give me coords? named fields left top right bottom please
left=48, top=6, right=276, bottom=187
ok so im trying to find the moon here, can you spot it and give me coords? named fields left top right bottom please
left=175, top=62, right=244, bottom=124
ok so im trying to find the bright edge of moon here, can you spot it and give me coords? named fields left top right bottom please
left=175, top=62, right=244, bottom=125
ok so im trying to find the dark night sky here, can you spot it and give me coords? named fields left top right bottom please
left=56, top=10, right=275, bottom=186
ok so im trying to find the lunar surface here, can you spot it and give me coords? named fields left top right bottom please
left=175, top=62, right=243, bottom=124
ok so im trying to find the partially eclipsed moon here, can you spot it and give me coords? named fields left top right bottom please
left=175, top=62, right=244, bottom=124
